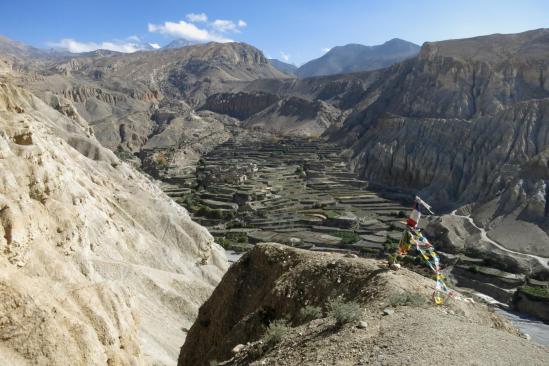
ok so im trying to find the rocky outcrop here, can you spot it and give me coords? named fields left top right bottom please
left=243, top=96, right=342, bottom=137
left=0, top=81, right=227, bottom=365
left=201, top=92, right=281, bottom=120
left=242, top=71, right=380, bottom=110
left=61, top=86, right=127, bottom=104
left=179, top=244, right=549, bottom=366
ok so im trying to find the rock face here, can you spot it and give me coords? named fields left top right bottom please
left=179, top=244, right=549, bottom=366
left=329, top=29, right=549, bottom=258
left=201, top=92, right=282, bottom=120
left=0, top=80, right=227, bottom=365
left=296, top=38, right=420, bottom=78
left=243, top=96, right=342, bottom=137
left=200, top=92, right=343, bottom=137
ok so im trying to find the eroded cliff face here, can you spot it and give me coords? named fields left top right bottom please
left=201, top=92, right=282, bottom=120
left=0, top=81, right=227, bottom=365
left=331, top=29, right=549, bottom=257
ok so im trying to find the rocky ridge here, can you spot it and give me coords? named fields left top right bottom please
left=179, top=244, right=549, bottom=366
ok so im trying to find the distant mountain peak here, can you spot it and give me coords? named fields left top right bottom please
left=162, top=39, right=198, bottom=49
left=269, top=58, right=298, bottom=76
left=296, top=38, right=420, bottom=78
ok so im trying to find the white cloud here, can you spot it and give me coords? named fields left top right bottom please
left=127, top=35, right=141, bottom=42
left=212, top=19, right=239, bottom=33
left=48, top=38, right=151, bottom=53
left=149, top=13, right=247, bottom=42
left=148, top=20, right=232, bottom=42
left=321, top=47, right=331, bottom=53
left=280, top=51, right=290, bottom=62
left=149, top=43, right=161, bottom=49
left=186, top=13, right=208, bottom=23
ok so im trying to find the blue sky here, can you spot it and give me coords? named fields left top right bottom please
left=1, top=0, right=548, bottom=65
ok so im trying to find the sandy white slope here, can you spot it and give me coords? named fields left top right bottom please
left=0, top=80, right=227, bottom=365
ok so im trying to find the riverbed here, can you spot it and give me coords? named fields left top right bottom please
left=497, top=309, right=549, bottom=346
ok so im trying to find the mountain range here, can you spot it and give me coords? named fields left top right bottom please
left=296, top=38, right=420, bottom=77
left=266, top=39, right=420, bottom=78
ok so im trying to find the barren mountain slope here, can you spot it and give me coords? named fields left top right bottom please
left=9, top=41, right=288, bottom=154
left=0, top=80, right=227, bottom=365
left=179, top=244, right=549, bottom=366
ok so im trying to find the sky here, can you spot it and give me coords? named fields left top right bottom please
left=1, top=0, right=548, bottom=65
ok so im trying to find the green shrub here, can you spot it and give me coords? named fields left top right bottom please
left=215, top=237, right=230, bottom=248
left=468, top=265, right=480, bottom=274
left=299, top=305, right=322, bottom=322
left=324, top=210, right=339, bottom=219
left=331, top=231, right=361, bottom=245
left=389, top=291, right=428, bottom=307
left=328, top=298, right=362, bottom=326
left=521, top=286, right=549, bottom=299
left=196, top=206, right=236, bottom=220
left=263, top=320, right=289, bottom=348
left=384, top=239, right=398, bottom=253
left=226, top=231, right=248, bottom=243
left=226, top=220, right=243, bottom=229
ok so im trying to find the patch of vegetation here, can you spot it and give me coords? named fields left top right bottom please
left=226, top=231, right=248, bottom=243
left=226, top=242, right=253, bottom=253
left=330, top=231, right=361, bottom=245
left=176, top=194, right=196, bottom=208
left=361, top=248, right=382, bottom=256
left=384, top=239, right=398, bottom=253
left=195, top=205, right=236, bottom=220
left=226, top=220, right=243, bottom=229
left=324, top=210, right=340, bottom=219
left=114, top=146, right=135, bottom=161
left=215, top=237, right=231, bottom=249
left=209, top=361, right=219, bottom=366
left=154, top=152, right=168, bottom=166
left=521, top=286, right=549, bottom=299
left=389, top=291, right=428, bottom=307
left=299, top=305, right=323, bottom=322
left=468, top=265, right=480, bottom=274
left=328, top=298, right=362, bottom=327
left=263, top=320, right=290, bottom=348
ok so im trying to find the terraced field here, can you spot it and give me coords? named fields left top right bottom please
left=158, top=135, right=413, bottom=256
